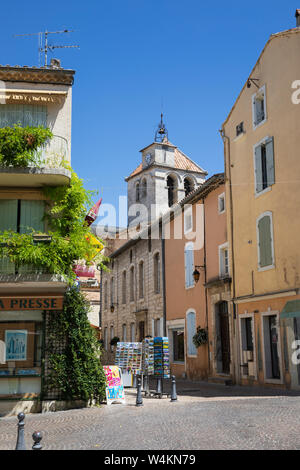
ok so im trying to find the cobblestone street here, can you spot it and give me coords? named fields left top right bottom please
left=1, top=381, right=300, bottom=450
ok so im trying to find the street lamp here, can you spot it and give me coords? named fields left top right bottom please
left=193, top=265, right=205, bottom=284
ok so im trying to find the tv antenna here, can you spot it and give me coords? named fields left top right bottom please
left=14, top=29, right=79, bottom=67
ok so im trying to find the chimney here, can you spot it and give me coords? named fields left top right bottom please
left=50, top=58, right=62, bottom=69
left=295, top=9, right=300, bottom=27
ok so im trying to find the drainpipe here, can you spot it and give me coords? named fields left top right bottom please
left=219, top=128, right=240, bottom=385
left=161, top=222, right=167, bottom=337
left=202, top=198, right=211, bottom=378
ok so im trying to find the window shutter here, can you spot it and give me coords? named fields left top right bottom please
left=258, top=216, right=273, bottom=267
left=265, top=137, right=275, bottom=186
left=19, top=200, right=45, bottom=234
left=185, top=246, right=194, bottom=288
left=187, top=312, right=197, bottom=356
left=255, top=145, right=263, bottom=193
left=0, top=200, right=17, bottom=274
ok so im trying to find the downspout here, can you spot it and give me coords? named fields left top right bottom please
left=202, top=198, right=211, bottom=378
left=161, top=222, right=167, bottom=337
left=219, top=127, right=240, bottom=384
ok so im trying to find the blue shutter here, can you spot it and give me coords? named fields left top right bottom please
left=187, top=312, right=197, bottom=356
left=185, top=245, right=194, bottom=288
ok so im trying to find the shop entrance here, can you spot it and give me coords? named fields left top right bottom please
left=216, top=301, right=230, bottom=374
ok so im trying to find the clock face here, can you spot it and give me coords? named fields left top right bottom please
left=145, top=153, right=152, bottom=165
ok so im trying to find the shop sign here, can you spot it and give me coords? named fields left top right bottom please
left=0, top=296, right=63, bottom=311
left=103, top=365, right=125, bottom=405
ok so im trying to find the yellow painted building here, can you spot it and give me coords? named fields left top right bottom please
left=221, top=14, right=300, bottom=389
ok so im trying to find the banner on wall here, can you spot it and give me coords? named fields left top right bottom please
left=103, top=365, right=126, bottom=406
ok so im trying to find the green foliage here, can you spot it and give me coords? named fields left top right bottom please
left=45, top=287, right=106, bottom=403
left=110, top=336, right=120, bottom=346
left=0, top=170, right=105, bottom=282
left=0, top=125, right=53, bottom=167
left=192, top=327, right=208, bottom=348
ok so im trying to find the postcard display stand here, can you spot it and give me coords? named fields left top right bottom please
left=115, top=342, right=142, bottom=386
left=154, top=337, right=170, bottom=379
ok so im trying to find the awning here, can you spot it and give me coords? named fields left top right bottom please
left=280, top=300, right=300, bottom=319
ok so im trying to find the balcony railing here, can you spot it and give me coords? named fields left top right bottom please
left=33, top=135, right=69, bottom=169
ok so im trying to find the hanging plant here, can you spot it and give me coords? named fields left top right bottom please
left=192, top=327, right=208, bottom=348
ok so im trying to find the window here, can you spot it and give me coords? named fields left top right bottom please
left=104, top=327, right=108, bottom=350
left=219, top=243, right=229, bottom=278
left=130, top=323, right=135, bottom=342
left=139, top=261, right=144, bottom=299
left=153, top=253, right=160, bottom=294
left=136, top=183, right=140, bottom=202
left=110, top=277, right=114, bottom=305
left=241, top=317, right=254, bottom=351
left=252, top=85, right=266, bottom=129
left=122, top=271, right=127, bottom=304
left=130, top=266, right=135, bottom=302
left=257, top=212, right=274, bottom=269
left=0, top=199, right=45, bottom=274
left=218, top=193, right=225, bottom=214
left=110, top=326, right=114, bottom=351
left=236, top=122, right=244, bottom=136
left=173, top=329, right=185, bottom=362
left=186, top=311, right=197, bottom=356
left=122, top=324, right=127, bottom=342
left=104, top=281, right=108, bottom=310
left=184, top=243, right=194, bottom=288
left=254, top=137, right=275, bottom=194
left=184, top=178, right=194, bottom=197
left=142, top=179, right=147, bottom=198
left=167, top=175, right=177, bottom=207
left=154, top=318, right=161, bottom=337
left=184, top=206, right=193, bottom=234
left=0, top=104, right=47, bottom=128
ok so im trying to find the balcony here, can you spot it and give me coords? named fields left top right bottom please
left=0, top=135, right=71, bottom=187
left=0, top=258, right=67, bottom=294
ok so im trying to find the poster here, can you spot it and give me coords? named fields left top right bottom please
left=5, top=330, right=27, bottom=361
left=103, top=365, right=126, bottom=405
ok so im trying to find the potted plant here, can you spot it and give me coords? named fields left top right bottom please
left=192, top=327, right=208, bottom=348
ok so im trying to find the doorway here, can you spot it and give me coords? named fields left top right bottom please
left=215, top=301, right=230, bottom=374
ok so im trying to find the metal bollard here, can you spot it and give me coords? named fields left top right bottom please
left=143, top=374, right=150, bottom=396
left=132, top=374, right=137, bottom=388
left=32, top=431, right=43, bottom=450
left=170, top=375, right=177, bottom=402
left=136, top=375, right=143, bottom=406
left=15, top=412, right=26, bottom=450
left=156, top=377, right=162, bottom=396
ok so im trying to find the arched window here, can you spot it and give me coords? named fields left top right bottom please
left=104, top=281, right=108, bottom=310
left=142, top=179, right=147, bottom=198
left=136, top=183, right=140, bottom=202
left=153, top=252, right=160, bottom=294
left=184, top=178, right=194, bottom=197
left=167, top=175, right=177, bottom=207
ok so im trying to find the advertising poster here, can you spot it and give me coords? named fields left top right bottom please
left=103, top=365, right=126, bottom=405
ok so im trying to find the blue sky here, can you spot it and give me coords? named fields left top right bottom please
left=1, top=1, right=297, bottom=225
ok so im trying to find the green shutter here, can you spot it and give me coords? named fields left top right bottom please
left=255, top=145, right=263, bottom=193
left=0, top=200, right=17, bottom=274
left=258, top=215, right=273, bottom=267
left=0, top=104, right=47, bottom=128
left=19, top=200, right=45, bottom=234
left=265, top=137, right=275, bottom=186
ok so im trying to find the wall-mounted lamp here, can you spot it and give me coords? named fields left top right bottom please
left=193, top=265, right=205, bottom=283
left=110, top=303, right=118, bottom=313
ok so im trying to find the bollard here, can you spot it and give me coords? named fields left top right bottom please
left=15, top=412, right=26, bottom=450
left=170, top=375, right=177, bottom=402
left=136, top=375, right=143, bottom=406
left=132, top=374, right=137, bottom=388
left=156, top=377, right=162, bottom=396
left=32, top=431, right=43, bottom=450
left=143, top=374, right=150, bottom=396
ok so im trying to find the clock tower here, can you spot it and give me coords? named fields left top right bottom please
left=125, top=115, right=207, bottom=227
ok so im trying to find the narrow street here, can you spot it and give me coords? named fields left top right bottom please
left=1, top=381, right=300, bottom=450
